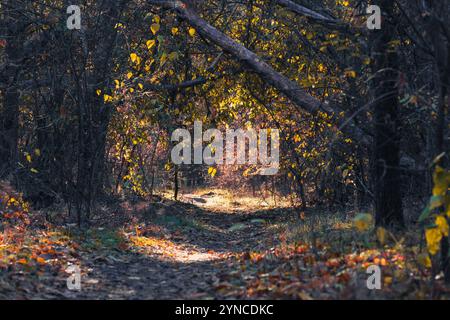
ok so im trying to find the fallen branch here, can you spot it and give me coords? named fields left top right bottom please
left=148, top=0, right=368, bottom=144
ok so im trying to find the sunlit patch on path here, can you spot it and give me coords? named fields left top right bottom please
left=128, top=235, right=231, bottom=263
left=180, top=189, right=293, bottom=214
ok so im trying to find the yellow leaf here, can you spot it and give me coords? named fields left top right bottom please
left=208, top=167, right=217, bottom=177
left=417, top=252, right=432, bottom=268
left=151, top=23, right=160, bottom=35
left=426, top=227, right=442, bottom=255
left=436, top=216, right=449, bottom=237
left=345, top=70, right=357, bottom=78
left=188, top=27, right=196, bottom=37
left=168, top=52, right=178, bottom=61
left=26, top=153, right=32, bottom=163
left=433, top=166, right=450, bottom=196
left=30, top=168, right=39, bottom=174
left=114, top=79, right=120, bottom=89
left=34, top=149, right=41, bottom=156
left=146, top=39, right=156, bottom=50
left=171, top=27, right=179, bottom=35
left=103, top=94, right=113, bottom=103
left=129, top=88, right=134, bottom=93
left=96, top=89, right=102, bottom=96
left=127, top=72, right=133, bottom=79
left=353, top=213, right=373, bottom=232
left=138, top=83, right=144, bottom=90
left=130, top=53, right=138, bottom=63
left=153, top=15, right=160, bottom=24
left=376, top=227, right=387, bottom=245
left=160, top=52, right=168, bottom=66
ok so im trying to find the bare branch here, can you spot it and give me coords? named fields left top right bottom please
left=273, top=0, right=339, bottom=24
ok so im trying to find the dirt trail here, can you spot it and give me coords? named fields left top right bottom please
left=58, top=192, right=288, bottom=299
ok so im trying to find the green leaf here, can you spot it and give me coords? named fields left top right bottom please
left=418, top=205, right=431, bottom=223
left=228, top=223, right=246, bottom=232
left=429, top=195, right=444, bottom=210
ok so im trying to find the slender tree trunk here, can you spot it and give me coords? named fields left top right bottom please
left=174, top=166, right=179, bottom=201
left=436, top=56, right=450, bottom=284
left=370, top=0, right=404, bottom=228
left=74, top=0, right=126, bottom=226
left=0, top=1, right=25, bottom=178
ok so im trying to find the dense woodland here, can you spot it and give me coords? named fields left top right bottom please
left=1, top=0, right=450, bottom=300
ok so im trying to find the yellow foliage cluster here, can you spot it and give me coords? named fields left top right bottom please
left=353, top=213, right=373, bottom=232
left=424, top=166, right=450, bottom=255
left=0, top=187, right=30, bottom=227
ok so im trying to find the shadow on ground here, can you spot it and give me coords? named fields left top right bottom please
left=8, top=194, right=298, bottom=299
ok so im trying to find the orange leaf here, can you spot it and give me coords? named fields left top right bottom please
left=36, top=257, right=46, bottom=264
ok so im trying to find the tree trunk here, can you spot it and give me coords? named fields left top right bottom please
left=174, top=166, right=179, bottom=201
left=74, top=0, right=126, bottom=225
left=370, top=0, right=404, bottom=228
left=0, top=1, right=25, bottom=178
left=425, top=0, right=450, bottom=283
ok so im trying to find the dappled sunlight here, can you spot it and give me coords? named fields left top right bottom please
left=0, top=189, right=449, bottom=299
left=178, top=188, right=295, bottom=214
left=127, top=234, right=233, bottom=263
left=2, top=0, right=450, bottom=303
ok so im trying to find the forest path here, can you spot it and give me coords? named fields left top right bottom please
left=61, top=191, right=290, bottom=299
left=2, top=192, right=430, bottom=300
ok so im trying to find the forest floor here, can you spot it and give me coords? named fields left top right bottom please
left=1, top=189, right=449, bottom=299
